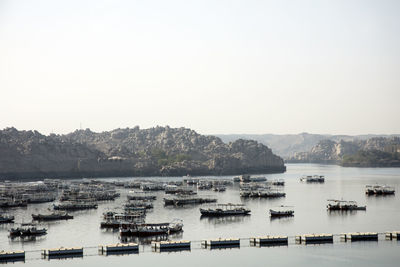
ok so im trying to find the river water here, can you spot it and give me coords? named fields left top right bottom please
left=1, top=163, right=399, bottom=266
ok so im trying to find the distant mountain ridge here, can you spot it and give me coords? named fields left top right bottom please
left=287, top=137, right=400, bottom=167
left=216, top=133, right=400, bottom=159
left=0, top=126, right=285, bottom=179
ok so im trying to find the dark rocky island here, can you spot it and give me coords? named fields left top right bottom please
left=287, top=137, right=400, bottom=167
left=0, top=126, right=286, bottom=179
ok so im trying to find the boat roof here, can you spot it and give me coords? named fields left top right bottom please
left=327, top=199, right=357, bottom=204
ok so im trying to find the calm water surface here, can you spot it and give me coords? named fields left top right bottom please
left=1, top=164, right=400, bottom=266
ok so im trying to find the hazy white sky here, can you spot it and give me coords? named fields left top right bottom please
left=1, top=0, right=399, bottom=135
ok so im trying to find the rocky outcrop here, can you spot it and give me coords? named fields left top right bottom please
left=287, top=137, right=400, bottom=166
left=0, top=126, right=285, bottom=179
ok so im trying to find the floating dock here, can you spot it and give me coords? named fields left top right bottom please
left=202, top=238, right=240, bottom=248
left=0, top=250, right=25, bottom=260
left=341, top=232, right=378, bottom=241
left=152, top=241, right=191, bottom=252
left=295, top=234, right=333, bottom=244
left=99, top=243, right=139, bottom=254
left=250, top=236, right=288, bottom=246
left=385, top=231, right=400, bottom=240
left=42, top=247, right=83, bottom=257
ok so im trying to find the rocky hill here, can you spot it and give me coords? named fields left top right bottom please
left=0, top=127, right=285, bottom=179
left=217, top=133, right=400, bottom=158
left=287, top=137, right=400, bottom=167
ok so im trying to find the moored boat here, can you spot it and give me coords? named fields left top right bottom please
left=53, top=202, right=98, bottom=211
left=32, top=212, right=73, bottom=221
left=327, top=199, right=366, bottom=211
left=300, top=175, right=325, bottom=183
left=269, top=206, right=294, bottom=217
left=9, top=227, right=47, bottom=237
left=0, top=214, right=15, bottom=223
left=200, top=204, right=250, bottom=216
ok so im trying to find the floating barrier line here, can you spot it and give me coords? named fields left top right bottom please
left=3, top=231, right=397, bottom=264
left=16, top=232, right=392, bottom=253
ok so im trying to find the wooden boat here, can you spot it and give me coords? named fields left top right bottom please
left=0, top=214, right=14, bottom=223
left=9, top=227, right=47, bottom=237
left=32, top=212, right=73, bottom=221
left=0, top=200, right=28, bottom=208
left=200, top=204, right=250, bottom=216
left=300, top=175, right=325, bottom=183
left=119, top=220, right=183, bottom=236
left=119, top=223, right=170, bottom=237
left=163, top=196, right=217, bottom=206
left=127, top=191, right=156, bottom=201
left=365, top=185, right=395, bottom=195
left=212, top=186, right=226, bottom=192
left=327, top=200, right=366, bottom=211
left=269, top=206, right=294, bottom=217
left=168, top=219, right=184, bottom=233
left=53, top=202, right=98, bottom=211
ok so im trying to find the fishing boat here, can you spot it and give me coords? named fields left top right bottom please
left=32, top=212, right=73, bottom=221
left=239, top=175, right=267, bottom=183
left=127, top=191, right=157, bottom=201
left=365, top=185, right=395, bottom=195
left=258, top=190, right=286, bottom=198
left=9, top=227, right=47, bottom=237
left=53, top=202, right=98, bottom=211
left=327, top=199, right=366, bottom=211
left=119, top=223, right=170, bottom=237
left=212, top=185, right=226, bottom=192
left=101, top=211, right=145, bottom=228
left=0, top=199, right=28, bottom=208
left=270, top=179, right=285, bottom=186
left=197, top=181, right=213, bottom=190
left=239, top=190, right=251, bottom=197
left=0, top=214, right=15, bottom=223
left=200, top=204, right=250, bottom=216
left=300, top=175, right=325, bottom=183
left=168, top=219, right=184, bottom=233
left=163, top=196, right=217, bottom=206
left=119, top=219, right=183, bottom=236
left=125, top=200, right=153, bottom=209
left=269, top=206, right=294, bottom=217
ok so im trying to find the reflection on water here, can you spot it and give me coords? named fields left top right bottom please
left=327, top=210, right=363, bottom=217
left=120, top=234, right=169, bottom=244
left=9, top=235, right=47, bottom=243
left=269, top=216, right=294, bottom=224
left=200, top=215, right=251, bottom=225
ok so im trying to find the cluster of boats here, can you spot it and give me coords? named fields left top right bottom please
left=0, top=180, right=58, bottom=208
left=3, top=173, right=394, bottom=246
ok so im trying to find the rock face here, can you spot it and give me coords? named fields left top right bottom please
left=287, top=137, right=400, bottom=166
left=0, top=126, right=286, bottom=179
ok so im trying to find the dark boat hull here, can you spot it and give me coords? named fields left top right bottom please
left=120, top=230, right=169, bottom=237
left=200, top=210, right=250, bottom=216
left=32, top=214, right=73, bottom=221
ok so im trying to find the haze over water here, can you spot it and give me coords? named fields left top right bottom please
left=1, top=164, right=399, bottom=266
